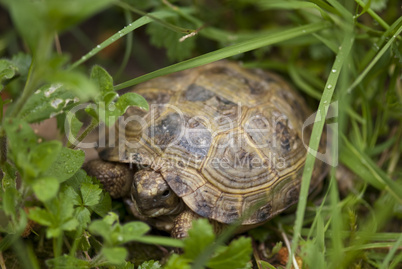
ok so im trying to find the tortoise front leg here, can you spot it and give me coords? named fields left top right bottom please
left=84, top=159, right=133, bottom=198
left=171, top=210, right=199, bottom=239
left=171, top=210, right=225, bottom=238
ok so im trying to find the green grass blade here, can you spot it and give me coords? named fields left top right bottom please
left=340, top=134, right=402, bottom=202
left=256, top=0, right=332, bottom=20
left=114, top=10, right=134, bottom=79
left=69, top=10, right=180, bottom=69
left=380, top=234, right=402, bottom=269
left=288, top=64, right=322, bottom=99
left=114, top=22, right=330, bottom=90
left=287, top=24, right=355, bottom=269
left=346, top=19, right=402, bottom=93
left=328, top=170, right=344, bottom=269
left=355, top=0, right=390, bottom=30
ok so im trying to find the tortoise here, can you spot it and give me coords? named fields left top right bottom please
left=85, top=61, right=328, bottom=238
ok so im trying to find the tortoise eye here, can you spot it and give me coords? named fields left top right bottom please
left=162, top=190, right=171, bottom=197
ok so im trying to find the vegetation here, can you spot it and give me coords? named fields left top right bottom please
left=0, top=0, right=401, bottom=268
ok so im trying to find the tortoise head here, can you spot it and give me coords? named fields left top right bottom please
left=131, top=169, right=182, bottom=217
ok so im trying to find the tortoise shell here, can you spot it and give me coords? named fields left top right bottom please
left=99, top=61, right=327, bottom=225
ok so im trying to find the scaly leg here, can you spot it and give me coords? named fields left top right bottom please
left=171, top=210, right=225, bottom=238
left=84, top=159, right=133, bottom=198
left=171, top=210, right=198, bottom=239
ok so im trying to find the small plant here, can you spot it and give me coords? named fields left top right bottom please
left=0, top=0, right=401, bottom=268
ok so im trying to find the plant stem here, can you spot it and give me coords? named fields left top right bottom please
left=0, top=133, right=6, bottom=165
left=355, top=0, right=389, bottom=30
left=89, top=253, right=107, bottom=268
left=68, top=118, right=99, bottom=149
left=8, top=62, right=37, bottom=118
left=53, top=233, right=63, bottom=258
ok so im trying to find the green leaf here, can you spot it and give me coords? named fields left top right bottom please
left=137, top=260, right=162, bottom=269
left=46, top=255, right=90, bottom=268
left=28, top=141, right=62, bottom=175
left=28, top=207, right=53, bottom=227
left=80, top=183, right=102, bottom=206
left=101, top=247, right=127, bottom=265
left=121, top=221, right=150, bottom=243
left=90, top=191, right=111, bottom=217
left=164, top=254, right=191, bottom=269
left=4, top=0, right=113, bottom=52
left=183, top=219, right=215, bottom=260
left=10, top=52, right=31, bottom=79
left=90, top=65, right=114, bottom=101
left=258, top=261, right=277, bottom=269
left=86, top=60, right=149, bottom=126
left=59, top=218, right=79, bottom=235
left=2, top=118, right=40, bottom=179
left=45, top=147, right=85, bottom=182
left=2, top=118, right=37, bottom=161
left=62, top=185, right=82, bottom=206
left=89, top=218, right=114, bottom=245
left=147, top=14, right=196, bottom=61
left=2, top=187, right=19, bottom=217
left=63, top=169, right=93, bottom=192
left=3, top=0, right=48, bottom=53
left=32, top=177, right=59, bottom=202
left=29, top=193, right=78, bottom=238
left=20, top=83, right=79, bottom=123
left=62, top=169, right=111, bottom=216
left=66, top=112, right=84, bottom=143
left=116, top=92, right=149, bottom=112
left=49, top=70, right=98, bottom=101
left=0, top=59, right=18, bottom=89
left=74, top=207, right=91, bottom=227
left=207, top=237, right=252, bottom=269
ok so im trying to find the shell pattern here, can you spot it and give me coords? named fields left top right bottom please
left=99, top=61, right=327, bottom=225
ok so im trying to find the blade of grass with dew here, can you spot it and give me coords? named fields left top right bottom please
left=114, top=22, right=330, bottom=90
left=346, top=20, right=402, bottom=93
left=69, top=9, right=186, bottom=69
left=287, top=23, right=355, bottom=269
left=288, top=64, right=322, bottom=100
left=358, top=16, right=401, bottom=69
left=340, top=134, right=402, bottom=202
